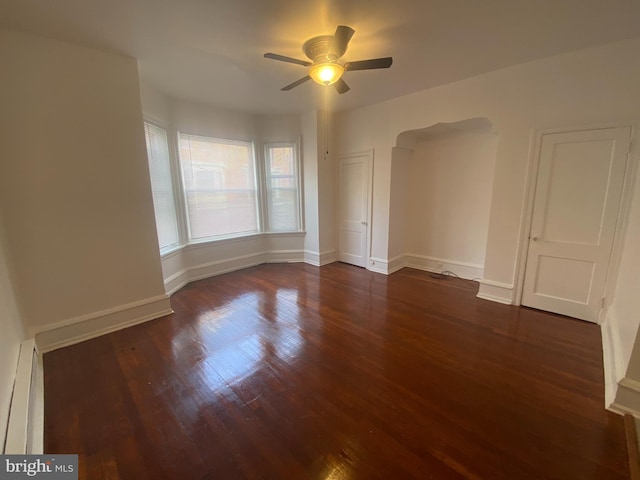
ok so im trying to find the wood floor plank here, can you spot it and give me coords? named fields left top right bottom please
left=44, top=263, right=630, bottom=479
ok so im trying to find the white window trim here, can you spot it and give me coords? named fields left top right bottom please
left=143, top=118, right=182, bottom=255
left=263, top=140, right=304, bottom=233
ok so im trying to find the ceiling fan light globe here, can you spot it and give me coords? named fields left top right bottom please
left=309, top=63, right=344, bottom=86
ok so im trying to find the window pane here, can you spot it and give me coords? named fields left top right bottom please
left=266, top=144, right=300, bottom=232
left=144, top=122, right=180, bottom=251
left=269, top=188, right=298, bottom=231
left=272, top=177, right=295, bottom=188
left=179, top=134, right=258, bottom=240
left=269, top=147, right=296, bottom=175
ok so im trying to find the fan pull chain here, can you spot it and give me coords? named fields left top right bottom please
left=325, top=89, right=329, bottom=158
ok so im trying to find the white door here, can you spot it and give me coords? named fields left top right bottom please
left=338, top=152, right=371, bottom=267
left=522, top=127, right=630, bottom=322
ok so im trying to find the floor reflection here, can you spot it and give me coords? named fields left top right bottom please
left=172, top=287, right=304, bottom=398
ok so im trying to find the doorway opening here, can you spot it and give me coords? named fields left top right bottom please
left=389, top=117, right=498, bottom=280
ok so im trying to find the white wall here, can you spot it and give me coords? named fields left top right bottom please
left=388, top=147, right=412, bottom=264
left=257, top=114, right=302, bottom=143
left=318, top=111, right=336, bottom=258
left=301, top=111, right=321, bottom=259
left=171, top=98, right=257, bottom=141
left=404, top=131, right=497, bottom=277
left=301, top=110, right=337, bottom=266
left=605, top=159, right=640, bottom=410
left=611, top=163, right=640, bottom=376
left=139, top=82, right=171, bottom=125
left=335, top=37, right=640, bottom=300
left=0, top=216, right=26, bottom=451
left=608, top=162, right=640, bottom=412
left=0, top=29, right=170, bottom=351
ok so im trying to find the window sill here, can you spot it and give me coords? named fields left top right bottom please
left=160, top=244, right=183, bottom=258
left=160, top=231, right=306, bottom=259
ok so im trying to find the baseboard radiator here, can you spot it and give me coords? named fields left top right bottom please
left=5, top=339, right=43, bottom=454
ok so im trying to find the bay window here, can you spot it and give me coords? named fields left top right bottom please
left=144, top=127, right=302, bottom=253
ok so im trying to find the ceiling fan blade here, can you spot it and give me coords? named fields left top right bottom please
left=346, top=57, right=393, bottom=71
left=264, top=53, right=312, bottom=67
left=281, top=75, right=312, bottom=91
left=329, top=25, right=355, bottom=58
left=333, top=78, right=350, bottom=94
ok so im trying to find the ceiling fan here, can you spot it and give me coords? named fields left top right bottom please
left=264, top=25, right=393, bottom=94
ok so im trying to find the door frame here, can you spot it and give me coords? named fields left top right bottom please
left=337, top=149, right=374, bottom=268
left=514, top=122, right=637, bottom=323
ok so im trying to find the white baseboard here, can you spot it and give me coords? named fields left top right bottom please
left=5, top=339, right=43, bottom=454
left=387, top=255, right=405, bottom=274
left=303, top=250, right=321, bottom=266
left=165, top=270, right=189, bottom=296
left=602, top=312, right=625, bottom=408
left=602, top=308, right=640, bottom=417
left=365, top=254, right=483, bottom=277
left=368, top=257, right=390, bottom=274
left=319, top=250, right=338, bottom=266
left=304, top=249, right=337, bottom=266
left=477, top=279, right=514, bottom=305
left=404, top=254, right=483, bottom=280
left=266, top=249, right=305, bottom=263
left=166, top=249, right=308, bottom=294
left=34, top=294, right=173, bottom=353
left=187, top=252, right=267, bottom=283
left=610, top=378, right=640, bottom=417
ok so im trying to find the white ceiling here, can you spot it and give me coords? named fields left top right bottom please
left=2, top=0, right=640, bottom=115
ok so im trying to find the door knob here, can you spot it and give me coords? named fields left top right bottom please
left=531, top=235, right=539, bottom=241
left=361, top=221, right=367, bottom=226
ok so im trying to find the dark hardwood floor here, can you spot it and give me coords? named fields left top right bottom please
left=44, top=263, right=629, bottom=479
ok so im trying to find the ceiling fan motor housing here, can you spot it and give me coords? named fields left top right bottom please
left=303, top=35, right=344, bottom=62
